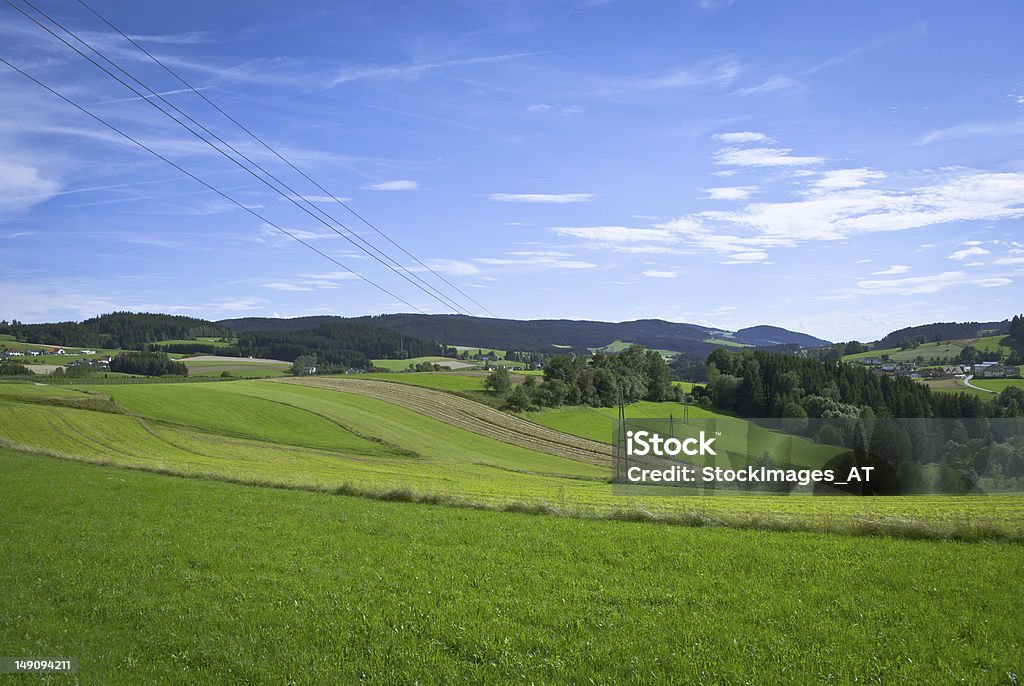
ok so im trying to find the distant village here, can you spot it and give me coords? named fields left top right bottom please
left=855, top=356, right=1020, bottom=380
left=0, top=346, right=113, bottom=371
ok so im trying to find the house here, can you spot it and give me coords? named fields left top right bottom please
left=5, top=350, right=23, bottom=357
left=973, top=361, right=999, bottom=376
left=51, top=347, right=66, bottom=355
left=975, top=364, right=1020, bottom=378
left=859, top=356, right=883, bottom=365
left=79, top=349, right=97, bottom=355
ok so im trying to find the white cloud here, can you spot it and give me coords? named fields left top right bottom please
left=489, top=193, right=595, bottom=204
left=696, top=172, right=1024, bottom=243
left=703, top=186, right=757, bottom=200
left=261, top=282, right=314, bottom=292
left=714, top=146, right=823, bottom=167
left=855, top=271, right=1011, bottom=296
left=948, top=246, right=990, bottom=260
left=642, top=270, right=677, bottom=278
left=813, top=168, right=886, bottom=189
left=871, top=264, right=910, bottom=275
left=331, top=53, right=536, bottom=86
left=994, top=256, right=1024, bottom=265
left=918, top=118, right=1024, bottom=145
left=475, top=255, right=596, bottom=269
left=526, top=104, right=583, bottom=115
left=363, top=180, right=419, bottom=191
left=0, top=159, right=61, bottom=215
left=624, top=59, right=742, bottom=91
left=720, top=251, right=769, bottom=264
left=553, top=226, right=678, bottom=243
left=713, top=132, right=768, bottom=144
left=734, top=76, right=802, bottom=95
left=421, top=259, right=479, bottom=276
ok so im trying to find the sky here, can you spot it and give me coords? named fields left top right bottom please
left=1, top=0, right=1023, bottom=342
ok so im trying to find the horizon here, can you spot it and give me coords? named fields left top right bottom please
left=3, top=1, right=1023, bottom=340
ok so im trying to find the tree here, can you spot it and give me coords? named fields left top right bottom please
left=506, top=384, right=534, bottom=412
left=484, top=367, right=512, bottom=395
left=290, top=353, right=318, bottom=376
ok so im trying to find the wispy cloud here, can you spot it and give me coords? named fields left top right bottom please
left=526, top=104, right=583, bottom=116
left=813, top=168, right=886, bottom=189
left=362, top=180, right=419, bottom=191
left=642, top=270, right=677, bottom=278
left=715, top=146, right=823, bottom=167
left=855, top=271, right=1011, bottom=296
left=490, top=193, right=595, bottom=204
left=948, top=245, right=990, bottom=260
left=261, top=282, right=314, bottom=292
left=713, top=131, right=768, bottom=144
left=734, top=75, right=802, bottom=95
left=331, top=53, right=537, bottom=86
left=703, top=186, right=757, bottom=200
left=918, top=117, right=1024, bottom=145
left=871, top=264, right=910, bottom=275
left=0, top=158, right=61, bottom=215
left=474, top=254, right=597, bottom=270
left=553, top=226, right=677, bottom=242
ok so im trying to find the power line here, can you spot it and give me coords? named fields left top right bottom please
left=77, top=0, right=497, bottom=319
left=0, top=55, right=427, bottom=314
left=7, top=0, right=472, bottom=316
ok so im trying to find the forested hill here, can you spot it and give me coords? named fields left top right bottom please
left=235, top=321, right=445, bottom=368
left=0, top=312, right=228, bottom=349
left=219, top=314, right=831, bottom=353
left=872, top=320, right=1010, bottom=349
left=734, top=325, right=833, bottom=348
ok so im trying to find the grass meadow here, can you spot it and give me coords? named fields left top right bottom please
left=1, top=379, right=1022, bottom=541
left=1, top=450, right=1021, bottom=684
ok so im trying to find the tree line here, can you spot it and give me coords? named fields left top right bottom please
left=484, top=344, right=680, bottom=411
left=234, top=321, right=450, bottom=370
left=0, top=312, right=230, bottom=349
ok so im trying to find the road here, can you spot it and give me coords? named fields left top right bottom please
left=962, top=374, right=995, bottom=394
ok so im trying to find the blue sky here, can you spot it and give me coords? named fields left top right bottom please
left=1, top=0, right=1023, bottom=341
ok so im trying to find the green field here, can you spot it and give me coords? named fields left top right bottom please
left=364, top=371, right=488, bottom=392
left=1, top=378, right=1022, bottom=540
left=973, top=334, right=1017, bottom=356
left=595, top=340, right=680, bottom=358
left=155, top=337, right=236, bottom=347
left=845, top=334, right=1018, bottom=365
left=844, top=341, right=965, bottom=363
left=370, top=356, right=474, bottom=371
left=971, top=377, right=1024, bottom=393
left=921, top=377, right=993, bottom=397
left=182, top=357, right=291, bottom=378
left=451, top=344, right=507, bottom=357
left=2, top=451, right=1022, bottom=684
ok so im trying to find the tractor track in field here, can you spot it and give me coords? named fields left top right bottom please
left=275, top=377, right=611, bottom=466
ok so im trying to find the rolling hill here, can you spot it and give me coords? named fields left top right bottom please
left=219, top=314, right=831, bottom=354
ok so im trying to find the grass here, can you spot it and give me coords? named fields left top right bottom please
left=182, top=358, right=290, bottom=378
left=361, top=371, right=487, bottom=392
left=971, top=378, right=1024, bottom=393
left=451, top=344, right=506, bottom=357
left=920, top=377, right=994, bottom=397
left=595, top=340, right=680, bottom=358
left=2, top=450, right=1022, bottom=684
left=972, top=334, right=1017, bottom=356
left=844, top=341, right=966, bottom=363
left=1, top=379, right=1022, bottom=541
left=370, top=356, right=473, bottom=371
left=155, top=337, right=235, bottom=347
